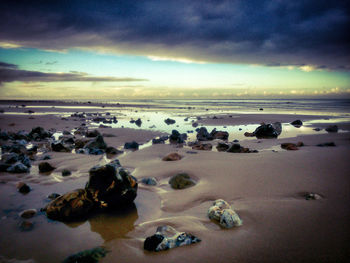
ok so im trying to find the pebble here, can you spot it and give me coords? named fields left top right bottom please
left=19, top=209, right=37, bottom=219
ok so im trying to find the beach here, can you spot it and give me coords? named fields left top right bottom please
left=0, top=99, right=349, bottom=263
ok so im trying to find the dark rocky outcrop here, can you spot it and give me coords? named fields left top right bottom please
left=196, top=127, right=212, bottom=141
left=61, top=169, right=72, bottom=176
left=227, top=144, right=258, bottom=153
left=152, top=136, right=169, bottom=144
left=29, top=126, right=52, bottom=140
left=216, top=143, right=230, bottom=152
left=124, top=141, right=139, bottom=150
left=169, top=173, right=196, bottom=189
left=51, top=141, right=72, bottom=152
left=169, top=130, right=187, bottom=144
left=245, top=122, right=282, bottom=139
left=84, top=135, right=107, bottom=153
left=86, top=129, right=100, bottom=138
left=210, top=129, right=229, bottom=140
left=38, top=162, right=56, bottom=173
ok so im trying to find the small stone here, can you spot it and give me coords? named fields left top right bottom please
left=86, top=129, right=100, bottom=137
left=19, top=209, right=37, bottom=219
left=162, top=152, right=182, bottom=161
left=305, top=193, right=322, bottom=200
left=61, top=169, right=72, bottom=177
left=19, top=221, right=34, bottom=231
left=17, top=182, right=30, bottom=193
left=220, top=209, right=243, bottom=228
left=169, top=173, right=195, bottom=189
left=141, top=177, right=157, bottom=186
left=38, top=162, right=55, bottom=173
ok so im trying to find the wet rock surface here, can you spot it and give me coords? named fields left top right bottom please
left=169, top=173, right=196, bottom=189
left=144, top=225, right=201, bottom=252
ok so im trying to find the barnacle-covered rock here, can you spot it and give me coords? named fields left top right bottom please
left=144, top=225, right=201, bottom=252
left=45, top=189, right=94, bottom=221
left=208, top=199, right=242, bottom=228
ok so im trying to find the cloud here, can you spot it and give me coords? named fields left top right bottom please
left=0, top=61, right=147, bottom=84
left=0, top=1, right=349, bottom=70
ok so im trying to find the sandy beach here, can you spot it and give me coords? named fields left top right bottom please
left=0, top=100, right=349, bottom=263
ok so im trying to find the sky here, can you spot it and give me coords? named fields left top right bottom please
left=0, top=0, right=349, bottom=100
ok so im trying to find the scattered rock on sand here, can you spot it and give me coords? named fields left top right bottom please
left=192, top=143, right=212, bottom=151
left=216, top=142, right=230, bottom=152
left=51, top=141, right=72, bottom=152
left=210, top=129, right=229, bottom=140
left=304, top=193, right=323, bottom=200
left=325, top=125, right=338, bottom=133
left=227, top=143, right=257, bottom=153
left=62, top=246, right=109, bottom=263
left=208, top=199, right=242, bottom=228
left=45, top=189, right=95, bottom=221
left=196, top=127, right=213, bottom=141
left=48, top=193, right=61, bottom=200
left=105, top=146, right=123, bottom=155
left=245, top=122, right=282, bottom=139
left=61, top=169, right=72, bottom=176
left=124, top=141, right=139, bottom=150
left=144, top=225, right=201, bottom=252
left=135, top=118, right=142, bottom=127
left=86, top=129, right=100, bottom=137
left=281, top=142, right=304, bottom=150
left=141, top=177, right=157, bottom=186
left=290, top=120, right=303, bottom=127
left=169, top=130, right=187, bottom=144
left=164, top=118, right=176, bottom=125
left=84, top=135, right=107, bottom=151
left=29, top=126, right=51, bottom=140
left=162, top=152, right=182, bottom=161
left=38, top=162, right=56, bottom=173
left=7, top=162, right=30, bottom=173
left=152, top=135, right=169, bottom=144
left=169, top=173, right=196, bottom=189
left=19, top=209, right=37, bottom=219
left=16, top=182, right=30, bottom=193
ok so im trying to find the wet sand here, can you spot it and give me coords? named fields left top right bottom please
left=0, top=101, right=349, bottom=263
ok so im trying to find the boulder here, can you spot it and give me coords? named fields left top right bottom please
left=86, top=130, right=100, bottom=137
left=169, top=130, right=187, bottom=144
left=124, top=141, right=139, bottom=150
left=144, top=225, right=201, bottom=252
left=84, top=135, right=107, bottom=150
left=45, top=188, right=95, bottom=221
left=162, top=153, right=182, bottom=161
left=152, top=136, right=169, bottom=144
left=61, top=169, right=72, bottom=176
left=216, top=143, right=230, bottom=152
left=210, top=129, right=229, bottom=140
left=135, top=118, right=142, bottom=127
left=169, top=173, right=195, bottom=189
left=164, top=118, right=176, bottom=125
left=38, top=162, right=56, bottom=173
left=252, top=122, right=282, bottom=138
left=85, top=161, right=138, bottom=208
left=51, top=141, right=72, bottom=152
left=29, top=126, right=51, bottom=140
left=227, top=144, right=257, bottom=153
left=325, top=125, right=338, bottom=133
left=196, top=127, right=213, bottom=141
left=105, top=146, right=123, bottom=155
left=290, top=120, right=303, bottom=127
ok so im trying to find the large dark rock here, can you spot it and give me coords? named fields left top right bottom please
left=51, top=141, right=72, bottom=152
left=216, top=142, right=230, bottom=152
left=152, top=135, right=169, bottom=144
left=86, top=129, right=101, bottom=138
left=38, top=162, right=56, bottom=173
left=169, top=130, right=187, bottom=144
left=7, top=162, right=30, bottom=173
left=164, top=118, right=176, bottom=125
left=227, top=144, right=258, bottom=153
left=84, top=135, right=107, bottom=150
left=290, top=120, right=303, bottom=127
left=135, top=118, right=142, bottom=127
left=29, top=126, right=51, bottom=140
left=247, top=122, right=282, bottom=139
left=62, top=247, right=109, bottom=263
left=210, top=128, right=229, bottom=140
left=325, top=125, right=338, bottom=133
left=124, top=141, right=139, bottom=150
left=85, top=160, right=138, bottom=209
left=196, top=127, right=213, bottom=141
left=45, top=189, right=95, bottom=221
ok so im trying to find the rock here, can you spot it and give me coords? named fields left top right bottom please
left=196, top=127, right=213, bottom=141
left=317, top=142, right=336, bottom=147
left=325, top=125, right=338, bottom=133
left=1, top=144, right=27, bottom=154
left=105, top=146, right=123, bottom=155
left=29, top=126, right=51, bottom=140
left=313, top=128, right=321, bottom=131
left=290, top=120, right=303, bottom=127
left=192, top=122, right=199, bottom=128
left=227, top=144, right=256, bottom=153
left=152, top=135, right=169, bottom=144
left=19, top=209, right=37, bottom=219
left=38, top=162, right=55, bottom=173
left=216, top=143, right=230, bottom=152
left=86, top=130, right=101, bottom=137
left=169, top=173, right=195, bottom=189
left=252, top=122, right=282, bottom=138
left=19, top=221, right=34, bottom=231
left=1, top=152, right=20, bottom=164
left=144, top=225, right=201, bottom=252
left=48, top=193, right=61, bottom=200
left=17, top=182, right=30, bottom=193
left=124, top=141, right=139, bottom=150
left=169, top=130, right=187, bottom=144
left=62, top=247, right=109, bottom=263
left=220, top=209, right=243, bottom=228
left=51, top=141, right=71, bottom=152
left=86, top=161, right=138, bottom=209
left=135, top=118, right=142, bottom=127
left=210, top=129, right=229, bottom=140
left=141, top=177, right=157, bottom=186
left=74, top=138, right=89, bottom=149
left=61, top=169, right=72, bottom=176
left=84, top=135, right=107, bottom=150
left=63, top=130, right=71, bottom=135
left=208, top=199, right=242, bottom=228
left=162, top=153, right=182, bottom=161
left=259, top=108, right=264, bottom=111
left=281, top=143, right=299, bottom=150
left=305, top=193, right=322, bottom=200
left=192, top=143, right=212, bottom=151
left=0, top=162, right=11, bottom=172
left=45, top=189, right=95, bottom=221
left=7, top=162, right=30, bottom=173
left=164, top=118, right=176, bottom=125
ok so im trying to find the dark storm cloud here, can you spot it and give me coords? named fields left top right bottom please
left=0, top=0, right=349, bottom=70
left=0, top=62, right=147, bottom=84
